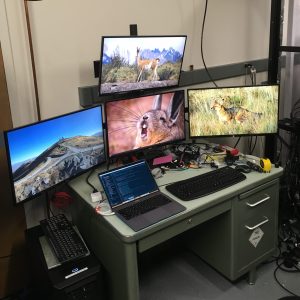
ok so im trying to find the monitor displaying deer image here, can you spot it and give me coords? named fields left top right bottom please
left=105, top=90, right=186, bottom=157
left=98, top=36, right=187, bottom=96
left=136, top=47, right=160, bottom=82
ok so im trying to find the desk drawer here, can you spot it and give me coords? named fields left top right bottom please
left=236, top=179, right=278, bottom=218
left=234, top=179, right=279, bottom=273
left=138, top=200, right=230, bottom=253
left=234, top=213, right=277, bottom=274
left=235, top=179, right=278, bottom=232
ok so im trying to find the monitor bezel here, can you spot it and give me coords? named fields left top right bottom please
left=4, top=105, right=106, bottom=205
left=104, top=89, right=187, bottom=159
left=187, top=84, right=280, bottom=139
left=98, top=35, right=187, bottom=97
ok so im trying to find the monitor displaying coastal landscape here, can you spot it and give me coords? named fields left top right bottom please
left=4, top=106, right=106, bottom=204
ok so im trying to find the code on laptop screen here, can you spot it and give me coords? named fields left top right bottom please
left=99, top=161, right=158, bottom=207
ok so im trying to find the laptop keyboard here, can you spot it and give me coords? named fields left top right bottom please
left=118, top=194, right=171, bottom=220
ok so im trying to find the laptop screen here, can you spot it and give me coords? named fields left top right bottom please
left=99, top=160, right=158, bottom=208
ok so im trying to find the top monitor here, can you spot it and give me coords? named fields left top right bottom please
left=188, top=84, right=279, bottom=138
left=98, top=35, right=187, bottom=96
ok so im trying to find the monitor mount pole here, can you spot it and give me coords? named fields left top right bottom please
left=265, top=0, right=282, bottom=162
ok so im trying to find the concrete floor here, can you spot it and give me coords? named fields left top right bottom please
left=139, top=245, right=300, bottom=300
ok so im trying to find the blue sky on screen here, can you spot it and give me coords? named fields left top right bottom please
left=103, top=36, right=186, bottom=64
left=7, top=106, right=103, bottom=165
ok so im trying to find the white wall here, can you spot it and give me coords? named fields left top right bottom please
left=1, top=0, right=271, bottom=122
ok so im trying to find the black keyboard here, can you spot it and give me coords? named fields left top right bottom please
left=40, top=214, right=89, bottom=264
left=118, top=194, right=171, bottom=220
left=165, top=166, right=247, bottom=201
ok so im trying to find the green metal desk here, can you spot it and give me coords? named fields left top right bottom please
left=68, top=166, right=283, bottom=300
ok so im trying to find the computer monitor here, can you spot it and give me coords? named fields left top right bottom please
left=4, top=106, right=106, bottom=205
left=105, top=90, right=186, bottom=158
left=98, top=35, right=187, bottom=96
left=187, top=84, right=279, bottom=138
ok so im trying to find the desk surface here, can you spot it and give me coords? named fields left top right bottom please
left=68, top=165, right=283, bottom=243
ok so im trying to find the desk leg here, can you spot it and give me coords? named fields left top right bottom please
left=90, top=218, right=139, bottom=300
left=247, top=268, right=257, bottom=285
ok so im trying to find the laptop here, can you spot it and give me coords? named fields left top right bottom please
left=98, top=160, right=186, bottom=232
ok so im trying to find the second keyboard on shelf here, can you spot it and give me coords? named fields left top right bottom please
left=165, top=166, right=247, bottom=201
left=40, top=214, right=90, bottom=264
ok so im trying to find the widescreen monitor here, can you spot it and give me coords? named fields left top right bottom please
left=188, top=84, right=279, bottom=138
left=105, top=90, right=186, bottom=157
left=4, top=106, right=106, bottom=205
left=98, top=35, right=187, bottom=96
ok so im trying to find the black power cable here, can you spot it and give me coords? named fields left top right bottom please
left=247, top=135, right=258, bottom=155
left=85, top=169, right=98, bottom=193
left=200, top=0, right=218, bottom=87
left=274, top=260, right=300, bottom=297
left=233, top=137, right=241, bottom=149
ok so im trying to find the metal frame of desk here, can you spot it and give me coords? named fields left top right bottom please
left=68, top=166, right=283, bottom=300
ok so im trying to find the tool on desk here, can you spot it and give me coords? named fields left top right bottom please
left=98, top=159, right=186, bottom=232
left=234, top=164, right=252, bottom=173
left=152, top=154, right=173, bottom=166
left=259, top=158, right=272, bottom=172
left=246, top=160, right=264, bottom=173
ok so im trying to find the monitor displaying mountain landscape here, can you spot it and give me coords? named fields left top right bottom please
left=98, top=35, right=187, bottom=96
left=4, top=106, right=106, bottom=204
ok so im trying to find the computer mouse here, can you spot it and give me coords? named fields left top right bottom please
left=234, top=164, right=251, bottom=173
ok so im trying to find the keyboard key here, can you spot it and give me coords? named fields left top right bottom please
left=118, top=194, right=171, bottom=220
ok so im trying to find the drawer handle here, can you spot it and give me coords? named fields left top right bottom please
left=246, top=195, right=270, bottom=207
left=245, top=217, right=269, bottom=230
